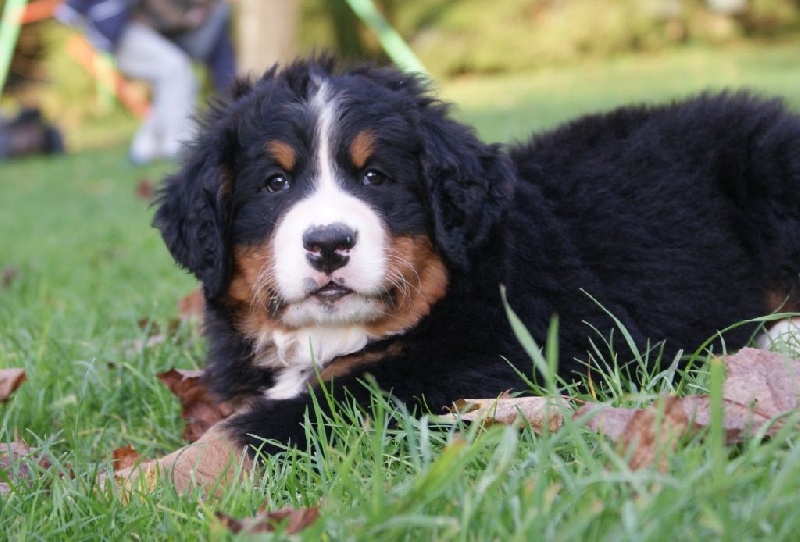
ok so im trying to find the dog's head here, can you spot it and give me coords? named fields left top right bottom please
left=154, top=58, right=513, bottom=345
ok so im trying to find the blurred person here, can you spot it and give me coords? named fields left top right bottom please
left=58, top=0, right=236, bottom=165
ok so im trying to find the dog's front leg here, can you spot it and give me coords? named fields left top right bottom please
left=113, top=423, right=252, bottom=497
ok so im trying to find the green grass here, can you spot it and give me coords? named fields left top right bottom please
left=2, top=44, right=800, bottom=540
left=442, top=41, right=800, bottom=143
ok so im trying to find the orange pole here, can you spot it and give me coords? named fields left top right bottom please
left=66, top=34, right=150, bottom=119
left=20, top=0, right=61, bottom=24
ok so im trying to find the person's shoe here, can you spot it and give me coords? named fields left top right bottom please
left=128, top=149, right=155, bottom=166
left=128, top=132, right=161, bottom=166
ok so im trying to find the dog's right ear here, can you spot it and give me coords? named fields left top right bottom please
left=152, top=97, right=243, bottom=300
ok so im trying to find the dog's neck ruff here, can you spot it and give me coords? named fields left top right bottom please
left=255, top=325, right=370, bottom=399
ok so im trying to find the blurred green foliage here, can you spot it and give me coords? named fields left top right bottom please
left=299, top=0, right=800, bottom=76
left=2, top=0, right=799, bottom=150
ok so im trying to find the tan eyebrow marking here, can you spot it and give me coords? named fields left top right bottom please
left=350, top=129, right=376, bottom=170
left=265, top=140, right=296, bottom=171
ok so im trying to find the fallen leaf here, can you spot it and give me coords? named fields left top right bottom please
left=447, top=395, right=573, bottom=433
left=130, top=334, right=170, bottom=353
left=679, top=395, right=774, bottom=442
left=114, top=462, right=159, bottom=504
left=216, top=504, right=320, bottom=535
left=1, top=266, right=19, bottom=289
left=137, top=317, right=180, bottom=336
left=0, top=369, right=26, bottom=402
left=157, top=369, right=236, bottom=442
left=130, top=289, right=204, bottom=354
left=617, top=396, right=688, bottom=471
left=135, top=178, right=154, bottom=200
left=133, top=317, right=182, bottom=352
left=178, top=288, right=205, bottom=323
left=0, top=440, right=52, bottom=494
left=576, top=396, right=781, bottom=448
left=721, top=347, right=800, bottom=423
left=574, top=348, right=800, bottom=466
left=678, top=348, right=800, bottom=441
left=112, top=444, right=141, bottom=471
left=574, top=402, right=636, bottom=441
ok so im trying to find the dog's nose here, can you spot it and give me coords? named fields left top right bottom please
left=303, top=223, right=358, bottom=274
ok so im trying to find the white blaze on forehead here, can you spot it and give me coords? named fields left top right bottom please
left=312, top=82, right=338, bottom=193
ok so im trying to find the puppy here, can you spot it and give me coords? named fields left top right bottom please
left=123, top=58, right=800, bottom=491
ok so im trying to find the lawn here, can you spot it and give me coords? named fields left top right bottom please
left=2, top=43, right=800, bottom=540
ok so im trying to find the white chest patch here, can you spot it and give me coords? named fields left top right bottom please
left=258, top=326, right=369, bottom=400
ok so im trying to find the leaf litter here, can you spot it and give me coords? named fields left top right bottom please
left=131, top=288, right=205, bottom=353
left=215, top=504, right=321, bottom=535
left=0, top=439, right=53, bottom=495
left=0, top=369, right=26, bottom=402
left=156, top=369, right=235, bottom=443
left=1, top=266, right=19, bottom=289
left=448, top=348, right=800, bottom=471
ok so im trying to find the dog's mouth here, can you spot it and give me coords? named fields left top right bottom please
left=311, top=282, right=354, bottom=303
left=271, top=281, right=395, bottom=327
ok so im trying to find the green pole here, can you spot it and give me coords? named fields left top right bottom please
left=0, top=0, right=28, bottom=93
left=342, top=0, right=428, bottom=75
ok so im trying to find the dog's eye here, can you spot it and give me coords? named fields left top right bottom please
left=264, top=174, right=291, bottom=193
left=362, top=169, right=388, bottom=186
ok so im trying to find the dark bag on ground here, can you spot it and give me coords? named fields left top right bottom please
left=0, top=108, right=65, bottom=161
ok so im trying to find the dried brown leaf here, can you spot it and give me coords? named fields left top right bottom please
left=722, top=347, right=800, bottom=421
left=679, top=348, right=800, bottom=442
left=447, top=396, right=572, bottom=433
left=1, top=266, right=19, bottom=289
left=0, top=440, right=52, bottom=494
left=576, top=348, right=800, bottom=460
left=135, top=178, right=154, bottom=200
left=129, top=289, right=205, bottom=354
left=577, top=395, right=779, bottom=449
left=129, top=317, right=180, bottom=354
left=137, top=317, right=180, bottom=336
left=178, top=288, right=205, bottom=323
left=574, top=402, right=637, bottom=441
left=0, top=368, right=26, bottom=402
left=450, top=398, right=480, bottom=414
left=618, top=396, right=689, bottom=471
left=157, top=369, right=236, bottom=442
left=216, top=504, right=320, bottom=535
left=678, top=395, right=773, bottom=443
left=112, top=444, right=142, bottom=472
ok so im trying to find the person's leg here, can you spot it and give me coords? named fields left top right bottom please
left=115, top=22, right=197, bottom=163
left=172, top=2, right=236, bottom=93
left=206, top=27, right=236, bottom=92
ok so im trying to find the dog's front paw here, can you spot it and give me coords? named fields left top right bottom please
left=112, top=424, right=251, bottom=499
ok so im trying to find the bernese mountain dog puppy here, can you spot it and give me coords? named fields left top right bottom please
left=120, top=58, right=800, bottom=491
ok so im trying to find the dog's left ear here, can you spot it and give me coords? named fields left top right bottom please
left=418, top=106, right=515, bottom=270
left=152, top=120, right=237, bottom=300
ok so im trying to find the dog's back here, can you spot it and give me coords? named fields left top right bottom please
left=505, top=92, right=800, bottom=365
